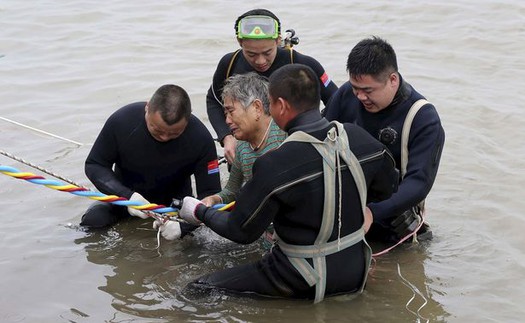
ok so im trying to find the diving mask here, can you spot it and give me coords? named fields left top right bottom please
left=237, top=15, right=279, bottom=39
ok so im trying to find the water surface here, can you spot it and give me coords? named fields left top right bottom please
left=1, top=1, right=524, bottom=322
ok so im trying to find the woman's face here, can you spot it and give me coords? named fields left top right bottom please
left=223, top=97, right=261, bottom=142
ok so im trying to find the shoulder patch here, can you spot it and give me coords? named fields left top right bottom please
left=207, top=159, right=220, bottom=174
left=320, top=72, right=331, bottom=87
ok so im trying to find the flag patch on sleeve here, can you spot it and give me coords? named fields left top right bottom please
left=320, top=72, right=331, bottom=87
left=207, top=159, right=219, bottom=174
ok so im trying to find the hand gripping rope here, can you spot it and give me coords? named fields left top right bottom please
left=0, top=164, right=236, bottom=217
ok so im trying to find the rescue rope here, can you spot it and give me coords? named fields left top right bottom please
left=0, top=149, right=83, bottom=187
left=0, top=116, right=85, bottom=146
left=0, top=164, right=178, bottom=217
left=397, top=263, right=429, bottom=322
left=217, top=201, right=235, bottom=211
left=371, top=213, right=425, bottom=257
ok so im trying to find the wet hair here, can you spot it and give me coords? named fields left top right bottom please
left=268, top=64, right=320, bottom=113
left=148, top=84, right=191, bottom=125
left=221, top=72, right=270, bottom=115
left=346, top=36, right=398, bottom=83
left=234, top=8, right=281, bottom=37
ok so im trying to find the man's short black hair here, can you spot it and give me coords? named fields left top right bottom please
left=346, top=36, right=398, bottom=82
left=269, top=64, right=320, bottom=113
left=149, top=84, right=191, bottom=125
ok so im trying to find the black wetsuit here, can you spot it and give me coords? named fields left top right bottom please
left=189, top=109, right=397, bottom=299
left=206, top=47, right=338, bottom=142
left=324, top=76, right=445, bottom=240
left=81, top=102, right=221, bottom=229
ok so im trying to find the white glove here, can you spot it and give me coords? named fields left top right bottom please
left=153, top=220, right=182, bottom=240
left=127, top=192, right=150, bottom=219
left=179, top=196, right=204, bottom=225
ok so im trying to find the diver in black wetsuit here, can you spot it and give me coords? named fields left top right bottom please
left=80, top=84, right=221, bottom=236
left=169, top=64, right=397, bottom=302
left=207, top=8, right=338, bottom=165
left=323, top=36, right=445, bottom=244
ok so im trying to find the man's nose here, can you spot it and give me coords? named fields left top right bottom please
left=255, top=55, right=265, bottom=65
left=355, top=90, right=368, bottom=101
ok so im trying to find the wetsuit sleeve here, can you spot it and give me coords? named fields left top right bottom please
left=85, top=115, right=134, bottom=199
left=293, top=51, right=338, bottom=106
left=206, top=53, right=236, bottom=143
left=323, top=82, right=354, bottom=121
left=365, top=149, right=399, bottom=203
left=192, top=122, right=222, bottom=200
left=323, top=85, right=344, bottom=120
left=368, top=105, right=445, bottom=225
left=346, top=123, right=398, bottom=205
left=195, top=154, right=279, bottom=244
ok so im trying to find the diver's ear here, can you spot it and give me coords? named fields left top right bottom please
left=389, top=72, right=399, bottom=89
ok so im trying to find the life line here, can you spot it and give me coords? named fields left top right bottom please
left=0, top=164, right=178, bottom=217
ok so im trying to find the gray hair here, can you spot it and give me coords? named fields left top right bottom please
left=221, top=72, right=270, bottom=115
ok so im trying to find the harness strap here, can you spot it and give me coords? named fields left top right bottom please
left=400, top=99, right=429, bottom=180
left=279, top=122, right=371, bottom=303
left=211, top=49, right=243, bottom=107
left=287, top=256, right=319, bottom=287
left=225, top=49, right=242, bottom=79
left=276, top=227, right=365, bottom=258
left=401, top=99, right=430, bottom=214
left=323, top=123, right=371, bottom=295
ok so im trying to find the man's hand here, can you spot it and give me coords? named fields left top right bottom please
left=364, top=207, right=373, bottom=233
left=153, top=220, right=182, bottom=240
left=201, top=194, right=222, bottom=207
left=222, top=134, right=237, bottom=164
left=390, top=207, right=421, bottom=239
left=179, top=196, right=205, bottom=225
left=127, top=192, right=150, bottom=219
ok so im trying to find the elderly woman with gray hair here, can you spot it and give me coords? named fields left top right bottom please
left=202, top=72, right=287, bottom=207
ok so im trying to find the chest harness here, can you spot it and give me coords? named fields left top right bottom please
left=274, top=121, right=372, bottom=303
